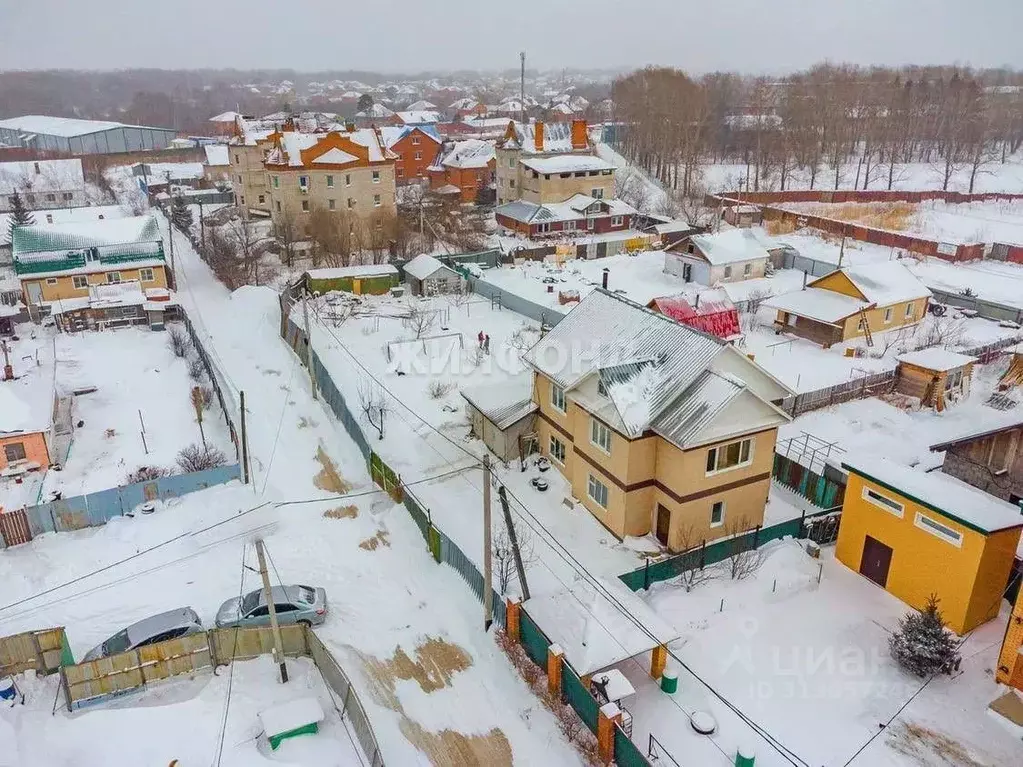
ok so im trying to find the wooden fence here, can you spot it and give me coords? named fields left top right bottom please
left=778, top=370, right=897, bottom=417
left=208, top=624, right=308, bottom=664
left=61, top=632, right=213, bottom=711
left=0, top=627, right=73, bottom=677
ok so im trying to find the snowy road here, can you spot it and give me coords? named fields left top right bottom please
left=0, top=212, right=583, bottom=766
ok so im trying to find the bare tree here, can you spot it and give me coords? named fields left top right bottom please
left=739, top=288, right=772, bottom=333
left=274, top=204, right=302, bottom=268
left=493, top=519, right=537, bottom=596
left=722, top=516, right=764, bottom=581
left=405, top=297, right=436, bottom=339
left=357, top=377, right=389, bottom=440
left=672, top=525, right=716, bottom=593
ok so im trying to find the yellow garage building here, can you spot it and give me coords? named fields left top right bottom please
left=837, top=456, right=1023, bottom=634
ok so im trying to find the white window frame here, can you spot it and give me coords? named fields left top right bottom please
left=372, top=171, right=381, bottom=184
left=550, top=436, right=566, bottom=465
left=550, top=383, right=567, bottom=413
left=507, top=157, right=515, bottom=168
left=45, top=277, right=58, bottom=285
left=373, top=194, right=382, bottom=207
left=412, top=135, right=421, bottom=146
left=710, top=501, right=725, bottom=528
left=72, top=275, right=88, bottom=290
left=328, top=199, right=336, bottom=210
left=914, top=512, right=963, bottom=547
left=326, top=175, right=334, bottom=187
left=106, top=272, right=121, bottom=284
left=611, top=215, right=623, bottom=227
left=743, top=262, right=753, bottom=277
left=564, top=220, right=577, bottom=232
left=862, top=485, right=904, bottom=518
left=591, top=188, right=604, bottom=199
left=723, top=265, right=733, bottom=278
left=905, top=303, right=914, bottom=319
left=536, top=222, right=551, bottom=234
left=705, top=438, right=754, bottom=475
left=883, top=307, right=893, bottom=324
left=414, top=151, right=422, bottom=161
left=590, top=418, right=612, bottom=455
left=587, top=474, right=609, bottom=509
left=139, top=267, right=154, bottom=283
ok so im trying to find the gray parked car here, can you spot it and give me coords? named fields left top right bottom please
left=215, top=584, right=328, bottom=629
left=82, top=607, right=204, bottom=662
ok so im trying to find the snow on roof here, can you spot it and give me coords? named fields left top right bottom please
left=497, top=196, right=635, bottom=226
left=502, top=121, right=580, bottom=154
left=649, top=221, right=696, bottom=236
left=461, top=374, right=537, bottom=429
left=930, top=418, right=1023, bottom=453
left=524, top=576, right=679, bottom=676
left=842, top=455, right=1023, bottom=534
left=764, top=287, right=868, bottom=325
left=519, top=155, right=614, bottom=175
left=306, top=264, right=398, bottom=280
left=896, top=348, right=977, bottom=372
left=0, top=343, right=55, bottom=435
left=523, top=290, right=723, bottom=436
left=13, top=215, right=161, bottom=256
left=404, top=254, right=454, bottom=281
left=651, top=370, right=747, bottom=449
left=258, top=697, right=325, bottom=737
left=396, top=110, right=440, bottom=125
left=405, top=100, right=437, bottom=111
left=0, top=159, right=84, bottom=196
left=378, top=125, right=440, bottom=149
left=138, top=162, right=205, bottom=181
left=209, top=111, right=239, bottom=122
left=203, top=144, right=229, bottom=166
left=688, top=229, right=772, bottom=266
left=356, top=103, right=396, bottom=118
left=0, top=204, right=125, bottom=247
left=0, top=115, right=160, bottom=137
left=440, top=139, right=495, bottom=169
left=311, top=147, right=359, bottom=166
left=814, top=261, right=931, bottom=306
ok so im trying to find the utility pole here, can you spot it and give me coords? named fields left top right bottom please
left=497, top=486, right=530, bottom=601
left=198, top=199, right=206, bottom=256
left=255, top=539, right=289, bottom=683
left=482, top=454, right=493, bottom=631
left=1, top=339, right=12, bottom=380
left=520, top=52, right=526, bottom=125
left=301, top=296, right=318, bottom=401
left=240, top=390, right=250, bottom=484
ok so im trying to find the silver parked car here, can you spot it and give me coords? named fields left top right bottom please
left=82, top=607, right=204, bottom=662
left=215, top=584, right=328, bottom=629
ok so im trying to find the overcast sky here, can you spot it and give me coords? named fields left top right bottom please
left=2, top=0, right=1021, bottom=74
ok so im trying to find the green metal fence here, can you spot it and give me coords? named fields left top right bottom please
left=519, top=608, right=550, bottom=668
left=619, top=506, right=838, bottom=592
left=561, top=662, right=599, bottom=734
left=615, top=724, right=652, bottom=767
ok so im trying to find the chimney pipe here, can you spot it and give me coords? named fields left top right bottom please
left=802, top=270, right=808, bottom=290
left=602, top=268, right=609, bottom=290
left=695, top=293, right=700, bottom=309
left=534, top=121, right=544, bottom=152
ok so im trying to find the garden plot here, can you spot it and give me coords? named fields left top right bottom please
left=636, top=540, right=1022, bottom=767
left=35, top=324, right=234, bottom=499
left=0, top=655, right=366, bottom=767
left=781, top=198, right=1023, bottom=246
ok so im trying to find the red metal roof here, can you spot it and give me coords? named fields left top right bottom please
left=648, top=294, right=740, bottom=339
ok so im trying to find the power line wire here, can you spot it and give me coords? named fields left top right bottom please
left=211, top=546, right=248, bottom=767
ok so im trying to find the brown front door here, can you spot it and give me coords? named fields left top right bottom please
left=655, top=504, right=671, bottom=546
left=859, top=536, right=893, bottom=588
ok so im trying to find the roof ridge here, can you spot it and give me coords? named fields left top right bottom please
left=593, top=288, right=725, bottom=347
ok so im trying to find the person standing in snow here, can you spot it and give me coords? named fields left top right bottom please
left=478, top=330, right=484, bottom=348
left=484, top=334, right=491, bottom=354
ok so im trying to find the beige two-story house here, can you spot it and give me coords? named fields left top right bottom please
left=522, top=289, right=793, bottom=548
left=263, top=129, right=398, bottom=238
left=495, top=120, right=612, bottom=205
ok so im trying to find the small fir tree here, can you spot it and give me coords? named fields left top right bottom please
left=170, top=195, right=193, bottom=231
left=7, top=191, right=35, bottom=241
left=888, top=594, right=962, bottom=678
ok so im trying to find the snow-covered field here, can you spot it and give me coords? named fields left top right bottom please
left=639, top=541, right=1023, bottom=767
left=781, top=198, right=1023, bottom=246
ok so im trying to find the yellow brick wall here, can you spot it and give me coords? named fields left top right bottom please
left=996, top=588, right=1023, bottom=687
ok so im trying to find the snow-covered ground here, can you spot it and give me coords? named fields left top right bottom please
left=0, top=209, right=585, bottom=766
left=1, top=655, right=366, bottom=767
left=638, top=540, right=1023, bottom=767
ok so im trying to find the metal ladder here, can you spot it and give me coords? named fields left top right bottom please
left=858, top=308, right=874, bottom=347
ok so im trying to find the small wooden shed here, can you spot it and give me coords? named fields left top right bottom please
left=895, top=348, right=978, bottom=411
left=461, top=375, right=537, bottom=462
left=305, top=264, right=399, bottom=296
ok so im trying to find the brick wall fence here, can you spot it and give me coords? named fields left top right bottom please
left=707, top=189, right=1023, bottom=263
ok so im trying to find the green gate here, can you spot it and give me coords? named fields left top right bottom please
left=519, top=608, right=549, bottom=668
left=614, top=725, right=652, bottom=767
left=561, top=662, right=598, bottom=733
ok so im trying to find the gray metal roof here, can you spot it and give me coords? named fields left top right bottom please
left=522, top=289, right=724, bottom=437
left=494, top=199, right=553, bottom=223
left=651, top=371, right=745, bottom=449
left=461, top=376, right=538, bottom=430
